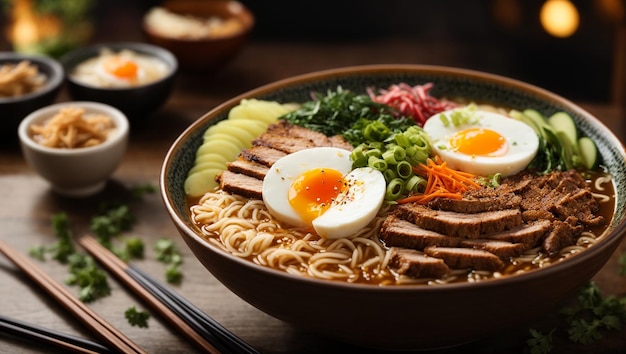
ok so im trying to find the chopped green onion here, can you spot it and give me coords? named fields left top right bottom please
left=386, top=178, right=404, bottom=200
left=396, top=161, right=413, bottom=179
left=405, top=175, right=427, bottom=193
left=368, top=156, right=387, bottom=171
left=383, top=168, right=396, bottom=182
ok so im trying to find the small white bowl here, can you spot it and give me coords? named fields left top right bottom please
left=18, top=101, right=129, bottom=197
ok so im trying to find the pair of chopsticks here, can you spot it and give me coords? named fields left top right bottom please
left=0, top=314, right=111, bottom=354
left=78, top=235, right=260, bottom=354
left=0, top=240, right=146, bottom=354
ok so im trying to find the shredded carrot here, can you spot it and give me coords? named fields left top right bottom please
left=396, top=156, right=481, bottom=204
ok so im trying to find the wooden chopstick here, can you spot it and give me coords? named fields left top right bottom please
left=78, top=235, right=224, bottom=354
left=0, top=240, right=146, bottom=354
left=0, top=314, right=112, bottom=354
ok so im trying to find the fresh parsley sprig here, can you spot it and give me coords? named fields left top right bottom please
left=560, top=282, right=626, bottom=345
left=526, top=328, right=555, bottom=354
left=125, top=306, right=150, bottom=328
left=154, top=238, right=183, bottom=284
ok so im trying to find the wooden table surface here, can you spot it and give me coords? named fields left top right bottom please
left=1, top=38, right=626, bottom=353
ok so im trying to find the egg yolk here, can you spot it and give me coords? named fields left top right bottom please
left=103, top=56, right=139, bottom=79
left=449, top=128, right=508, bottom=157
left=288, top=168, right=346, bottom=225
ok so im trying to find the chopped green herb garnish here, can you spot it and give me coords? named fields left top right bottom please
left=65, top=253, right=111, bottom=303
left=28, top=245, right=47, bottom=261
left=114, top=236, right=145, bottom=262
left=131, top=183, right=157, bottom=200
left=125, top=306, right=150, bottom=328
left=90, top=204, right=135, bottom=248
left=526, top=328, right=555, bottom=354
left=154, top=238, right=184, bottom=284
left=165, top=263, right=183, bottom=284
left=49, top=212, right=75, bottom=263
left=560, top=282, right=626, bottom=345
left=282, top=86, right=413, bottom=146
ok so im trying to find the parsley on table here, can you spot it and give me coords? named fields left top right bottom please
left=49, top=212, right=76, bottom=263
left=130, top=183, right=157, bottom=200
left=526, top=328, right=555, bottom=354
left=90, top=204, right=135, bottom=248
left=560, top=282, right=626, bottom=345
left=125, top=306, right=150, bottom=328
left=154, top=238, right=183, bottom=284
left=65, top=253, right=111, bottom=303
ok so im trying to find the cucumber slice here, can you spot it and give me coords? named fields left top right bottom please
left=523, top=109, right=551, bottom=131
left=578, top=137, right=599, bottom=169
left=184, top=169, right=223, bottom=197
left=548, top=112, right=577, bottom=146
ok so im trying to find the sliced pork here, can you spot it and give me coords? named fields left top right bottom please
left=389, top=247, right=451, bottom=278
left=395, top=204, right=523, bottom=238
left=424, top=246, right=505, bottom=271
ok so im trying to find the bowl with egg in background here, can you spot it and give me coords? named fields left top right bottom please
left=160, top=64, right=626, bottom=350
left=18, top=101, right=129, bottom=198
left=142, top=0, right=254, bottom=72
left=59, top=42, right=177, bottom=123
left=0, top=52, right=64, bottom=138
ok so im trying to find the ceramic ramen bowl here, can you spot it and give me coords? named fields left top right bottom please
left=161, top=65, right=626, bottom=350
left=60, top=42, right=177, bottom=122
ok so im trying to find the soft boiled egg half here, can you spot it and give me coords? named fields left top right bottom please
left=96, top=54, right=146, bottom=87
left=262, top=147, right=386, bottom=239
left=423, top=108, right=539, bottom=176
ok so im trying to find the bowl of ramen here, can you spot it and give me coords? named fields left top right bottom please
left=142, top=0, right=254, bottom=72
left=18, top=101, right=129, bottom=197
left=160, top=64, right=626, bottom=350
left=60, top=42, right=177, bottom=122
left=0, top=52, right=64, bottom=137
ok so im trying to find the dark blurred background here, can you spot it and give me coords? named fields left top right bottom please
left=1, top=0, right=622, bottom=104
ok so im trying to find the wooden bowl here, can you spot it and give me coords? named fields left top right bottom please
left=142, top=0, right=254, bottom=72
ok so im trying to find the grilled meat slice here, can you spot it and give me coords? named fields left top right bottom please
left=389, top=247, right=451, bottom=278
left=215, top=170, right=263, bottom=199
left=543, top=217, right=583, bottom=255
left=459, top=239, right=526, bottom=259
left=482, top=219, right=552, bottom=249
left=240, top=145, right=287, bottom=167
left=253, top=120, right=349, bottom=154
left=380, top=215, right=462, bottom=249
left=427, top=193, right=522, bottom=213
left=227, top=158, right=270, bottom=180
left=424, top=246, right=505, bottom=271
left=395, top=204, right=523, bottom=238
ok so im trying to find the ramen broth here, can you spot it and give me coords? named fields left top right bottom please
left=187, top=94, right=615, bottom=286
left=187, top=170, right=614, bottom=286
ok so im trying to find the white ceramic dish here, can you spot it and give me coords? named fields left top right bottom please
left=18, top=101, right=129, bottom=197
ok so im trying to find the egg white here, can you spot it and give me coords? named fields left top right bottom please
left=262, top=147, right=353, bottom=228
left=95, top=56, right=146, bottom=88
left=312, top=167, right=385, bottom=239
left=262, top=147, right=385, bottom=239
left=423, top=109, right=539, bottom=176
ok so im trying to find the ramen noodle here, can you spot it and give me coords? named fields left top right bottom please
left=30, top=107, right=115, bottom=149
left=0, top=61, right=46, bottom=98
